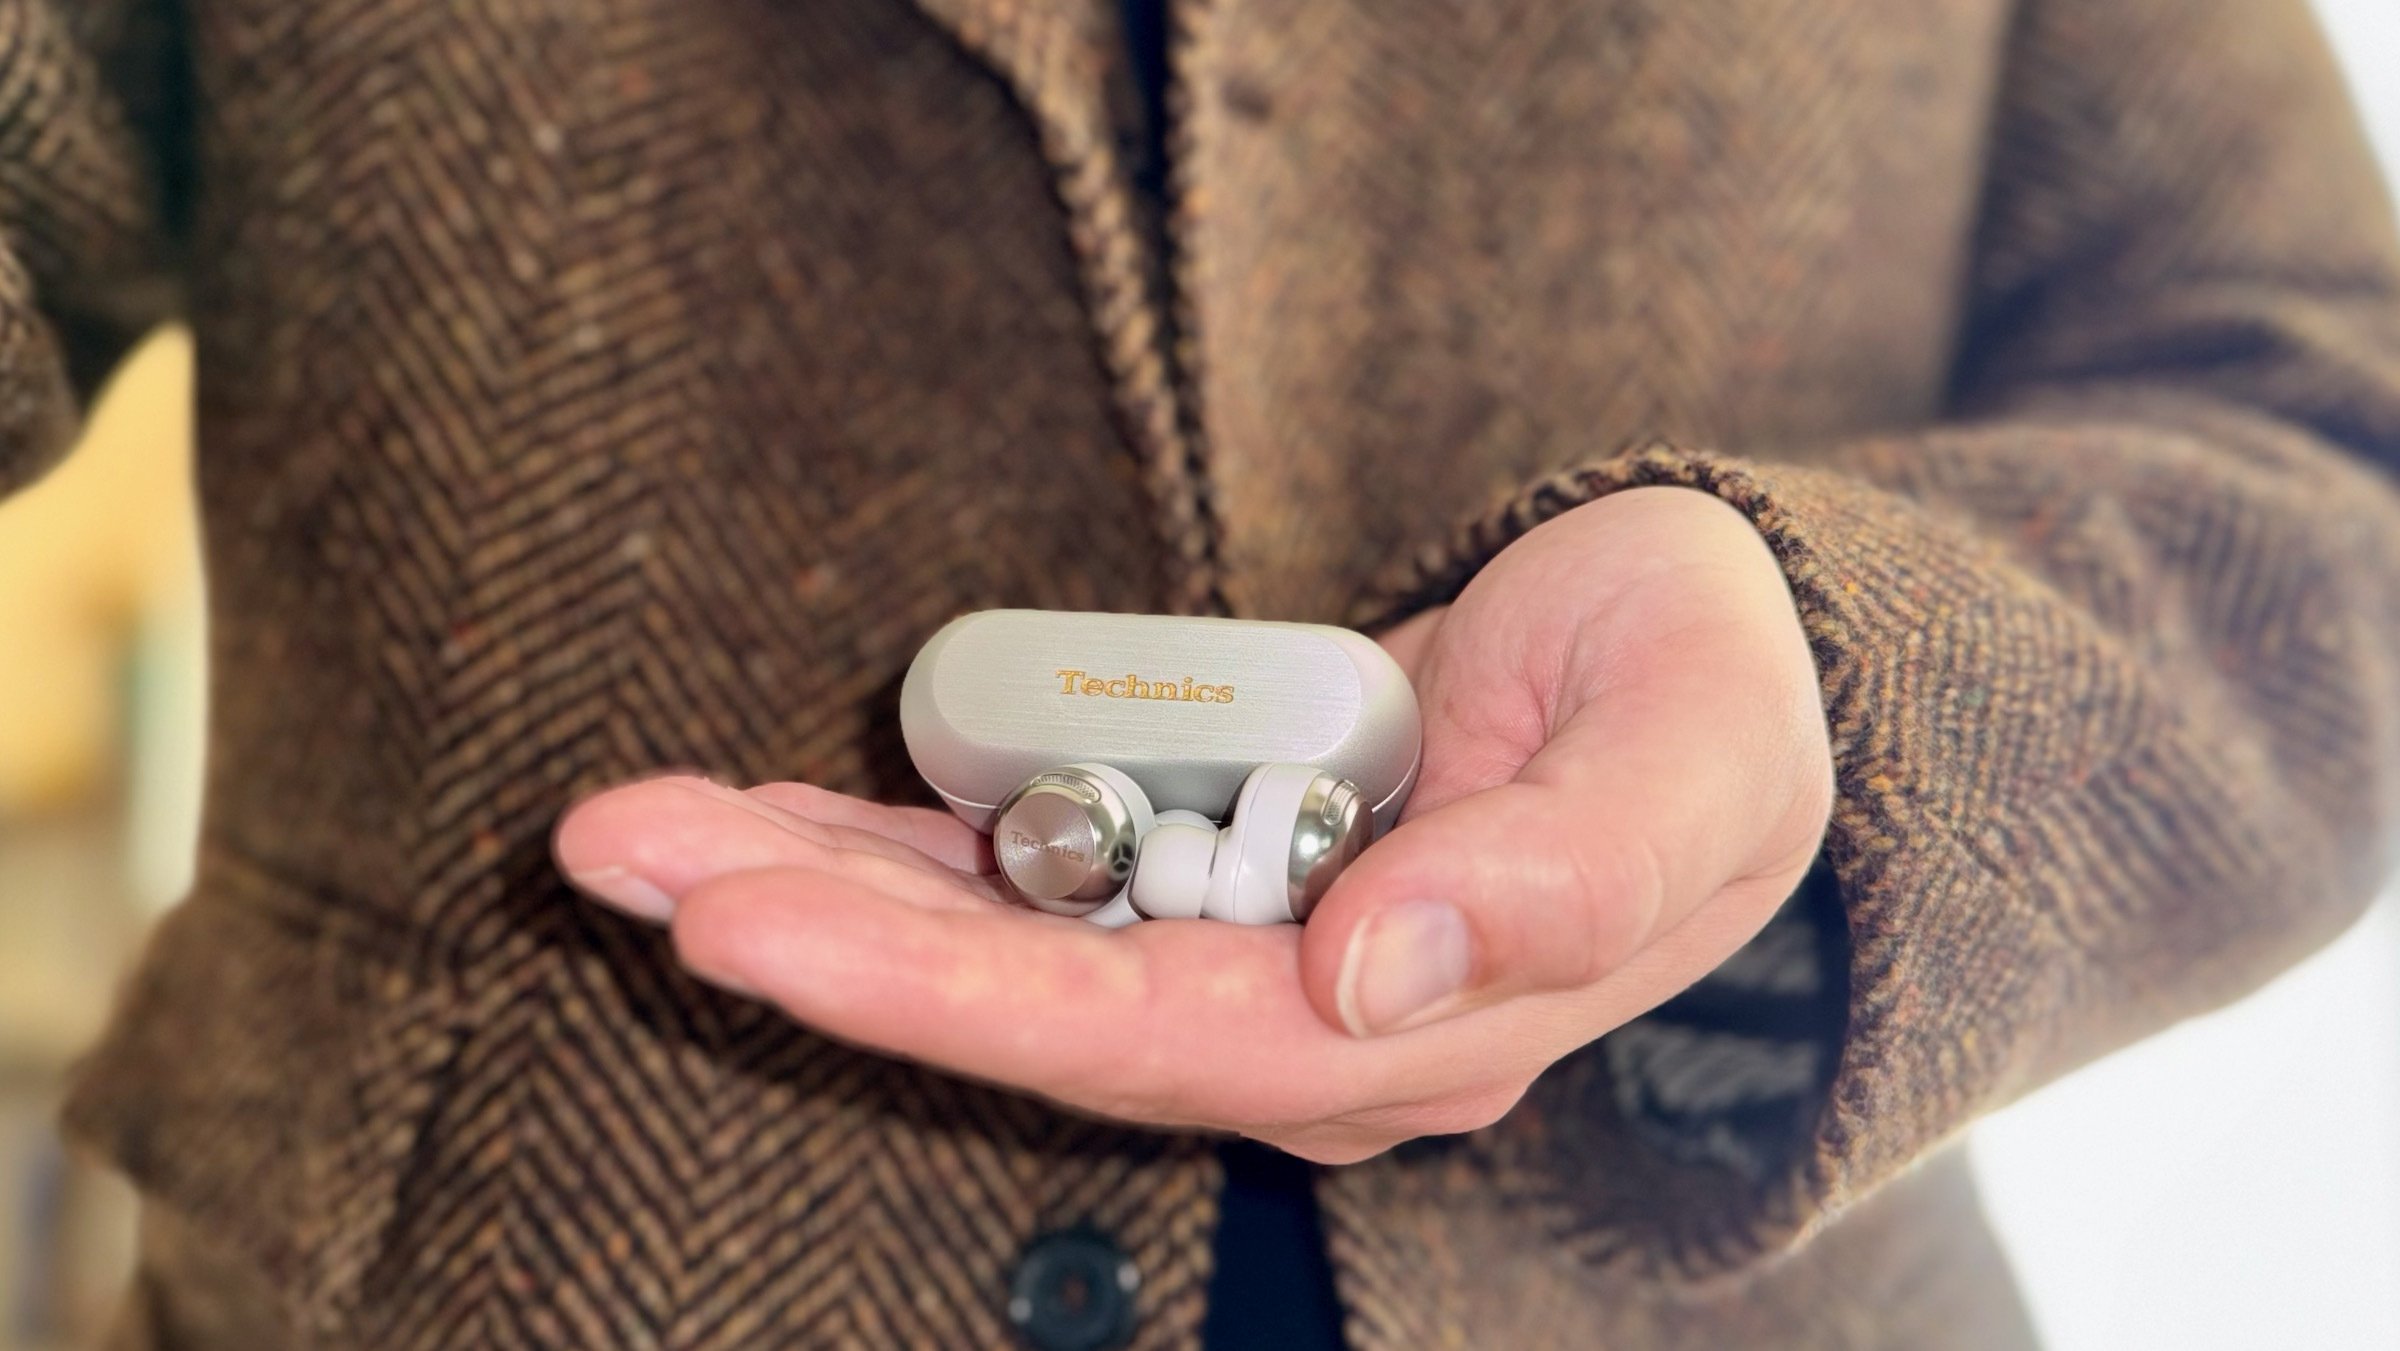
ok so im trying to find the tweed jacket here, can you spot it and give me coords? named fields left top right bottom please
left=14, top=0, right=2400, bottom=1345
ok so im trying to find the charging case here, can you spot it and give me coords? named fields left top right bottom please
left=900, top=609, right=1421, bottom=832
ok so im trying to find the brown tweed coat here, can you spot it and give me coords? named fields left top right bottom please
left=13, top=0, right=2400, bottom=1344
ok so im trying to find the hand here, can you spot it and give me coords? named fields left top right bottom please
left=552, top=486, right=1834, bottom=1163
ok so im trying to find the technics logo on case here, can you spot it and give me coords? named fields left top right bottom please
left=1054, top=669, right=1237, bottom=704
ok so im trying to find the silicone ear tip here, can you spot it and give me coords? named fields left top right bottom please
left=1130, top=821, right=1216, bottom=919
left=1084, top=894, right=1143, bottom=929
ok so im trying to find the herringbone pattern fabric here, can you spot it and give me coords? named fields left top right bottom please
left=6, top=0, right=2395, bottom=1345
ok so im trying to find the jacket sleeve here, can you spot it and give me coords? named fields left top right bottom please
left=1358, top=0, right=2400, bottom=1285
left=0, top=0, right=182, bottom=499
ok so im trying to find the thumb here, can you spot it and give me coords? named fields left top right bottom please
left=1298, top=646, right=1826, bottom=1040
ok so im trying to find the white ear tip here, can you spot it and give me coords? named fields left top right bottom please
left=1083, top=894, right=1143, bottom=929
left=1130, top=820, right=1217, bottom=919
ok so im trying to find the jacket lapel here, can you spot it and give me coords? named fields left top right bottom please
left=902, top=0, right=1222, bottom=612
left=901, top=0, right=1133, bottom=212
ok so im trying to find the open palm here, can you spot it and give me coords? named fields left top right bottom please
left=554, top=486, right=1833, bottom=1162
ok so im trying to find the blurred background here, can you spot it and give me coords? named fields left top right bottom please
left=0, top=8, right=2395, bottom=1350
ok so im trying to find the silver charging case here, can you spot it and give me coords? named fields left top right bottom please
left=900, top=610, right=1421, bottom=832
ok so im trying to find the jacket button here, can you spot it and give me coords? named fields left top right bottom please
left=1008, top=1228, right=1140, bottom=1351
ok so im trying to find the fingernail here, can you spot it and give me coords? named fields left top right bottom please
left=566, top=865, right=676, bottom=923
left=1337, top=899, right=1473, bottom=1037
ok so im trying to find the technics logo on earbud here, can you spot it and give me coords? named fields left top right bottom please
left=1006, top=830, right=1089, bottom=866
left=1055, top=669, right=1237, bottom=704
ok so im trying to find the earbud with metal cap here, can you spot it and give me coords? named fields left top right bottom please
left=989, top=762, right=1156, bottom=922
left=1129, top=763, right=1372, bottom=925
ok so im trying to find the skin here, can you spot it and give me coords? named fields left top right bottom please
left=552, top=486, right=1834, bottom=1164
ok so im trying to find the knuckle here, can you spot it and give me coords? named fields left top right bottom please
left=666, top=877, right=774, bottom=985
left=1267, top=1131, right=1393, bottom=1167
left=1062, top=1042, right=1195, bottom=1128
left=1552, top=835, right=1663, bottom=987
left=1413, top=1085, right=1526, bottom=1138
left=1047, top=954, right=1188, bottom=1126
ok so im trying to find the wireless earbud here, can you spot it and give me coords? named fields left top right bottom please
left=990, top=763, right=1155, bottom=918
left=988, top=761, right=1371, bottom=925
left=1129, top=764, right=1370, bottom=924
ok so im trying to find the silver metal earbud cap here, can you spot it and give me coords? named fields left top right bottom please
left=1287, top=774, right=1371, bottom=922
left=993, top=769, right=1144, bottom=916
